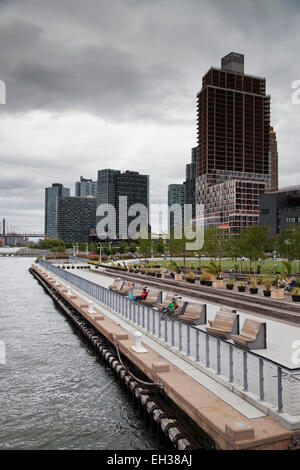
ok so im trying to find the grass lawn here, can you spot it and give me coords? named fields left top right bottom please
left=144, top=258, right=300, bottom=275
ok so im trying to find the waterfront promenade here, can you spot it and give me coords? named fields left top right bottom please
left=36, top=261, right=300, bottom=449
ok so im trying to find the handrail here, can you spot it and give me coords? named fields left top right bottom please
left=39, top=260, right=300, bottom=373
left=38, top=260, right=300, bottom=417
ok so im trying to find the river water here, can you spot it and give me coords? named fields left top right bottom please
left=0, top=258, right=161, bottom=450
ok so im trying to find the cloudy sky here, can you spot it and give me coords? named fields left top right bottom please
left=0, top=0, right=299, bottom=232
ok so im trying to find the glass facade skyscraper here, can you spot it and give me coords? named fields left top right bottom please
left=75, top=176, right=97, bottom=198
left=96, top=169, right=149, bottom=240
left=57, top=196, right=96, bottom=243
left=44, top=183, right=70, bottom=238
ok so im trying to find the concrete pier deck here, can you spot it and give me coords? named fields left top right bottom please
left=93, top=267, right=300, bottom=325
left=33, top=264, right=300, bottom=450
left=61, top=266, right=300, bottom=369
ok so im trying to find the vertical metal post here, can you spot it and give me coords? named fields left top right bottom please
left=187, top=326, right=190, bottom=356
left=158, top=314, right=161, bottom=338
left=259, top=358, right=264, bottom=402
left=171, top=319, right=175, bottom=346
left=179, top=322, right=182, bottom=351
left=152, top=311, right=155, bottom=335
left=196, top=330, right=200, bottom=362
left=243, top=351, right=248, bottom=392
left=217, top=339, right=221, bottom=375
left=142, top=305, right=145, bottom=328
left=229, top=345, right=233, bottom=383
left=206, top=335, right=210, bottom=368
left=147, top=308, right=150, bottom=332
left=137, top=303, right=140, bottom=326
left=135, top=303, right=138, bottom=323
left=277, top=366, right=283, bottom=413
left=164, top=318, right=168, bottom=342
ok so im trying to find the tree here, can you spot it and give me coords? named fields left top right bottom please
left=39, top=238, right=66, bottom=250
left=201, top=227, right=229, bottom=262
left=138, top=231, right=152, bottom=259
left=88, top=242, right=97, bottom=252
left=118, top=241, right=127, bottom=254
left=154, top=239, right=165, bottom=255
left=239, top=225, right=271, bottom=273
left=129, top=241, right=137, bottom=253
left=78, top=242, right=86, bottom=252
left=169, top=230, right=187, bottom=267
left=277, top=227, right=298, bottom=262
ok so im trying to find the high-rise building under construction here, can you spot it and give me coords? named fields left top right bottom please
left=195, top=52, right=277, bottom=233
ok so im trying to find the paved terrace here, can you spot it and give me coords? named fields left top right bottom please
left=43, top=261, right=300, bottom=430
left=35, top=263, right=300, bottom=450
left=63, top=266, right=300, bottom=369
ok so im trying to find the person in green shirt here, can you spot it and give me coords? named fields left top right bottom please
left=161, top=298, right=178, bottom=319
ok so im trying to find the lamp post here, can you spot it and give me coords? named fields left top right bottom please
left=98, top=242, right=102, bottom=264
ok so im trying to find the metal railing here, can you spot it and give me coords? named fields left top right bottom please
left=39, top=260, right=300, bottom=417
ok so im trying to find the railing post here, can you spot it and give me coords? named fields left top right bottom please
left=243, top=351, right=248, bottom=392
left=158, top=314, right=162, bottom=338
left=196, top=330, right=200, bottom=362
left=152, top=311, right=155, bottom=335
left=206, top=335, right=210, bottom=368
left=137, top=303, right=140, bottom=326
left=229, top=345, right=233, bottom=383
left=164, top=317, right=168, bottom=342
left=217, top=339, right=221, bottom=375
left=142, top=305, right=145, bottom=328
left=171, top=318, right=175, bottom=346
left=187, top=326, right=190, bottom=356
left=179, top=322, right=182, bottom=351
left=259, top=358, right=264, bottom=401
left=147, top=308, right=150, bottom=332
left=277, top=366, right=283, bottom=413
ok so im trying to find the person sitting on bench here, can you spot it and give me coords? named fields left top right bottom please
left=285, top=276, right=297, bottom=293
left=161, top=298, right=178, bottom=319
left=134, top=287, right=148, bottom=301
left=128, top=283, right=135, bottom=300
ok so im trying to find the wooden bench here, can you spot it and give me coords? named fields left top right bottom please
left=206, top=312, right=239, bottom=339
left=132, top=287, right=146, bottom=299
left=231, top=319, right=267, bottom=350
left=178, top=302, right=207, bottom=325
left=117, top=281, right=135, bottom=295
left=157, top=295, right=188, bottom=316
left=140, top=290, right=162, bottom=307
left=109, top=278, right=124, bottom=292
left=208, top=307, right=237, bottom=326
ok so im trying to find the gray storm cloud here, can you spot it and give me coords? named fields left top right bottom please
left=0, top=0, right=299, bottom=230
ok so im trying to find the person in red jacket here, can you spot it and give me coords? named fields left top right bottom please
left=134, top=288, right=148, bottom=301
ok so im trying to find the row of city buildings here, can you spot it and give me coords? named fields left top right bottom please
left=45, top=52, right=300, bottom=243
left=45, top=170, right=150, bottom=242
